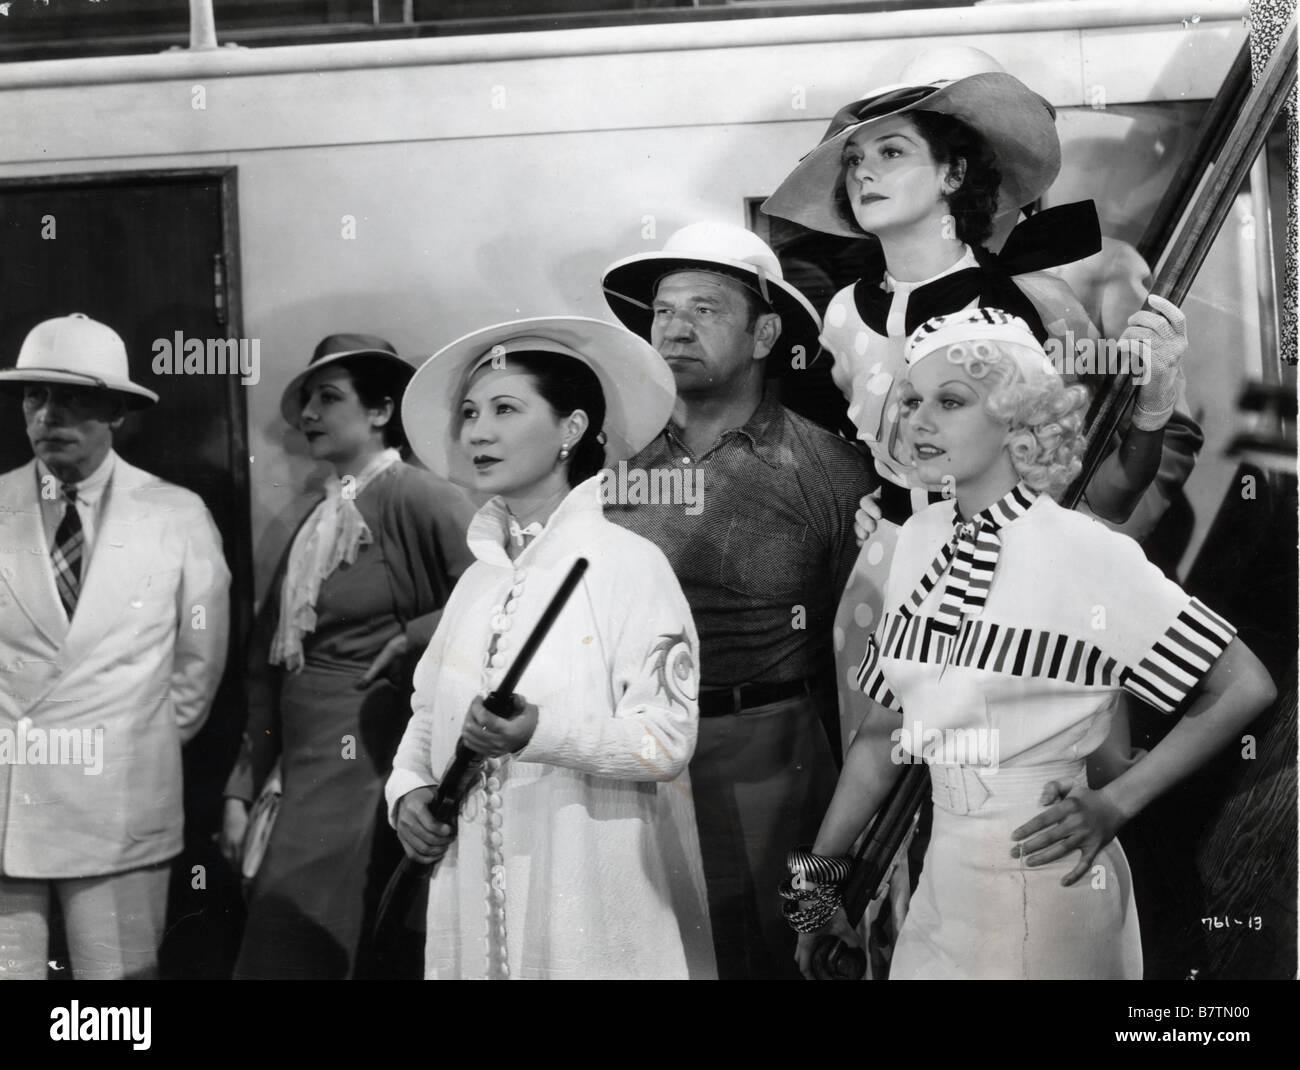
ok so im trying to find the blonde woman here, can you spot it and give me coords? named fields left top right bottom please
left=790, top=309, right=1273, bottom=979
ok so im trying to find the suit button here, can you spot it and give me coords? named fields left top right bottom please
left=17, top=717, right=31, bottom=730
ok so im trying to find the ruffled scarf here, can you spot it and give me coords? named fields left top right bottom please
left=269, top=448, right=402, bottom=672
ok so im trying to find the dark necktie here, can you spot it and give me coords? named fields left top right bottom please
left=51, top=483, right=84, bottom=619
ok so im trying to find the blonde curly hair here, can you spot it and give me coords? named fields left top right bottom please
left=938, top=338, right=1090, bottom=497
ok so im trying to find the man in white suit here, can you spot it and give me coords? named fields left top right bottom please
left=0, top=313, right=230, bottom=979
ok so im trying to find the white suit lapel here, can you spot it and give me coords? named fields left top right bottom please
left=0, top=460, right=69, bottom=646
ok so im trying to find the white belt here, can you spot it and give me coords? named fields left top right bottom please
left=929, top=761, right=1085, bottom=816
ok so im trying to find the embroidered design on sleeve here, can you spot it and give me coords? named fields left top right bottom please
left=648, top=631, right=698, bottom=712
left=1121, top=598, right=1237, bottom=714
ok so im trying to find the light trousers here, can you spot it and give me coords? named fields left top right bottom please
left=0, top=862, right=170, bottom=980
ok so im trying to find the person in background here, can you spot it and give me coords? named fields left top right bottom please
left=388, top=316, right=714, bottom=980
left=602, top=223, right=873, bottom=978
left=0, top=313, right=230, bottom=979
left=220, top=334, right=475, bottom=980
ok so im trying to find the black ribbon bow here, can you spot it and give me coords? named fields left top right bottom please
left=851, top=200, right=1104, bottom=343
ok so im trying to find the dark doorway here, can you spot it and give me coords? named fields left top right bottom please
left=0, top=168, right=251, bottom=978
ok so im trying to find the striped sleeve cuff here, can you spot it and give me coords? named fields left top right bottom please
left=855, top=636, right=902, bottom=712
left=1122, top=598, right=1237, bottom=714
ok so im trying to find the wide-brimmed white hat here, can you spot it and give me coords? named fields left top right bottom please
left=0, top=313, right=158, bottom=408
left=402, top=316, right=676, bottom=485
left=762, top=73, right=1060, bottom=239
left=280, top=333, right=415, bottom=425
left=602, top=222, right=822, bottom=374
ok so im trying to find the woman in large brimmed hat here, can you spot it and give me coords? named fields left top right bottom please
left=763, top=70, right=1189, bottom=496
left=762, top=70, right=1190, bottom=757
left=784, top=308, right=1273, bottom=979
left=387, top=316, right=715, bottom=980
left=219, top=333, right=477, bottom=979
left=762, top=72, right=1117, bottom=484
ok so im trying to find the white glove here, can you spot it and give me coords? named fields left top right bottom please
left=1123, top=293, right=1187, bottom=431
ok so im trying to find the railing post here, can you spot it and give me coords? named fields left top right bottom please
left=190, top=0, right=220, bottom=52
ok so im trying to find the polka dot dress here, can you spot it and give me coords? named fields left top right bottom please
left=832, top=519, right=901, bottom=751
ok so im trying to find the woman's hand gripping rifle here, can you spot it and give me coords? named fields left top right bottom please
left=372, top=558, right=589, bottom=943
left=783, top=761, right=931, bottom=980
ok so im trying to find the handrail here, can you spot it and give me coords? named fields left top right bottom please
left=0, top=0, right=1249, bottom=91
left=1065, top=15, right=1297, bottom=506
left=1136, top=40, right=1254, bottom=265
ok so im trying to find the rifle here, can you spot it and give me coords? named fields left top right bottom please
left=372, top=556, right=589, bottom=944
left=809, top=19, right=1298, bottom=980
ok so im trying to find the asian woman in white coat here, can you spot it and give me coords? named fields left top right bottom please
left=386, top=317, right=714, bottom=980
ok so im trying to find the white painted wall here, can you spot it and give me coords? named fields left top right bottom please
left=0, top=2, right=1259, bottom=597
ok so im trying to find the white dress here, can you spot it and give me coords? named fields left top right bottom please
left=386, top=475, right=715, bottom=980
left=858, top=484, right=1236, bottom=979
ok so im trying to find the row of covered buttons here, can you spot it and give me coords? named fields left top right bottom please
left=478, top=568, right=524, bottom=978
left=482, top=759, right=509, bottom=978
left=486, top=569, right=526, bottom=670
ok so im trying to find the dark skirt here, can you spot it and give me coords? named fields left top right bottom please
left=233, top=663, right=417, bottom=980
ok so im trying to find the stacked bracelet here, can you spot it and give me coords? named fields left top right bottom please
left=786, top=847, right=854, bottom=885
left=779, top=847, right=855, bottom=934
left=781, top=883, right=843, bottom=933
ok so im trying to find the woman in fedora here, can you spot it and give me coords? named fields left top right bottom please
left=219, top=334, right=476, bottom=980
left=762, top=73, right=1190, bottom=755
left=787, top=309, right=1273, bottom=978
left=386, top=316, right=714, bottom=980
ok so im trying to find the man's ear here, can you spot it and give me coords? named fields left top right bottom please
left=752, top=312, right=782, bottom=362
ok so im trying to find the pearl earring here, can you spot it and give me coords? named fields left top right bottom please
left=559, top=443, right=571, bottom=462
